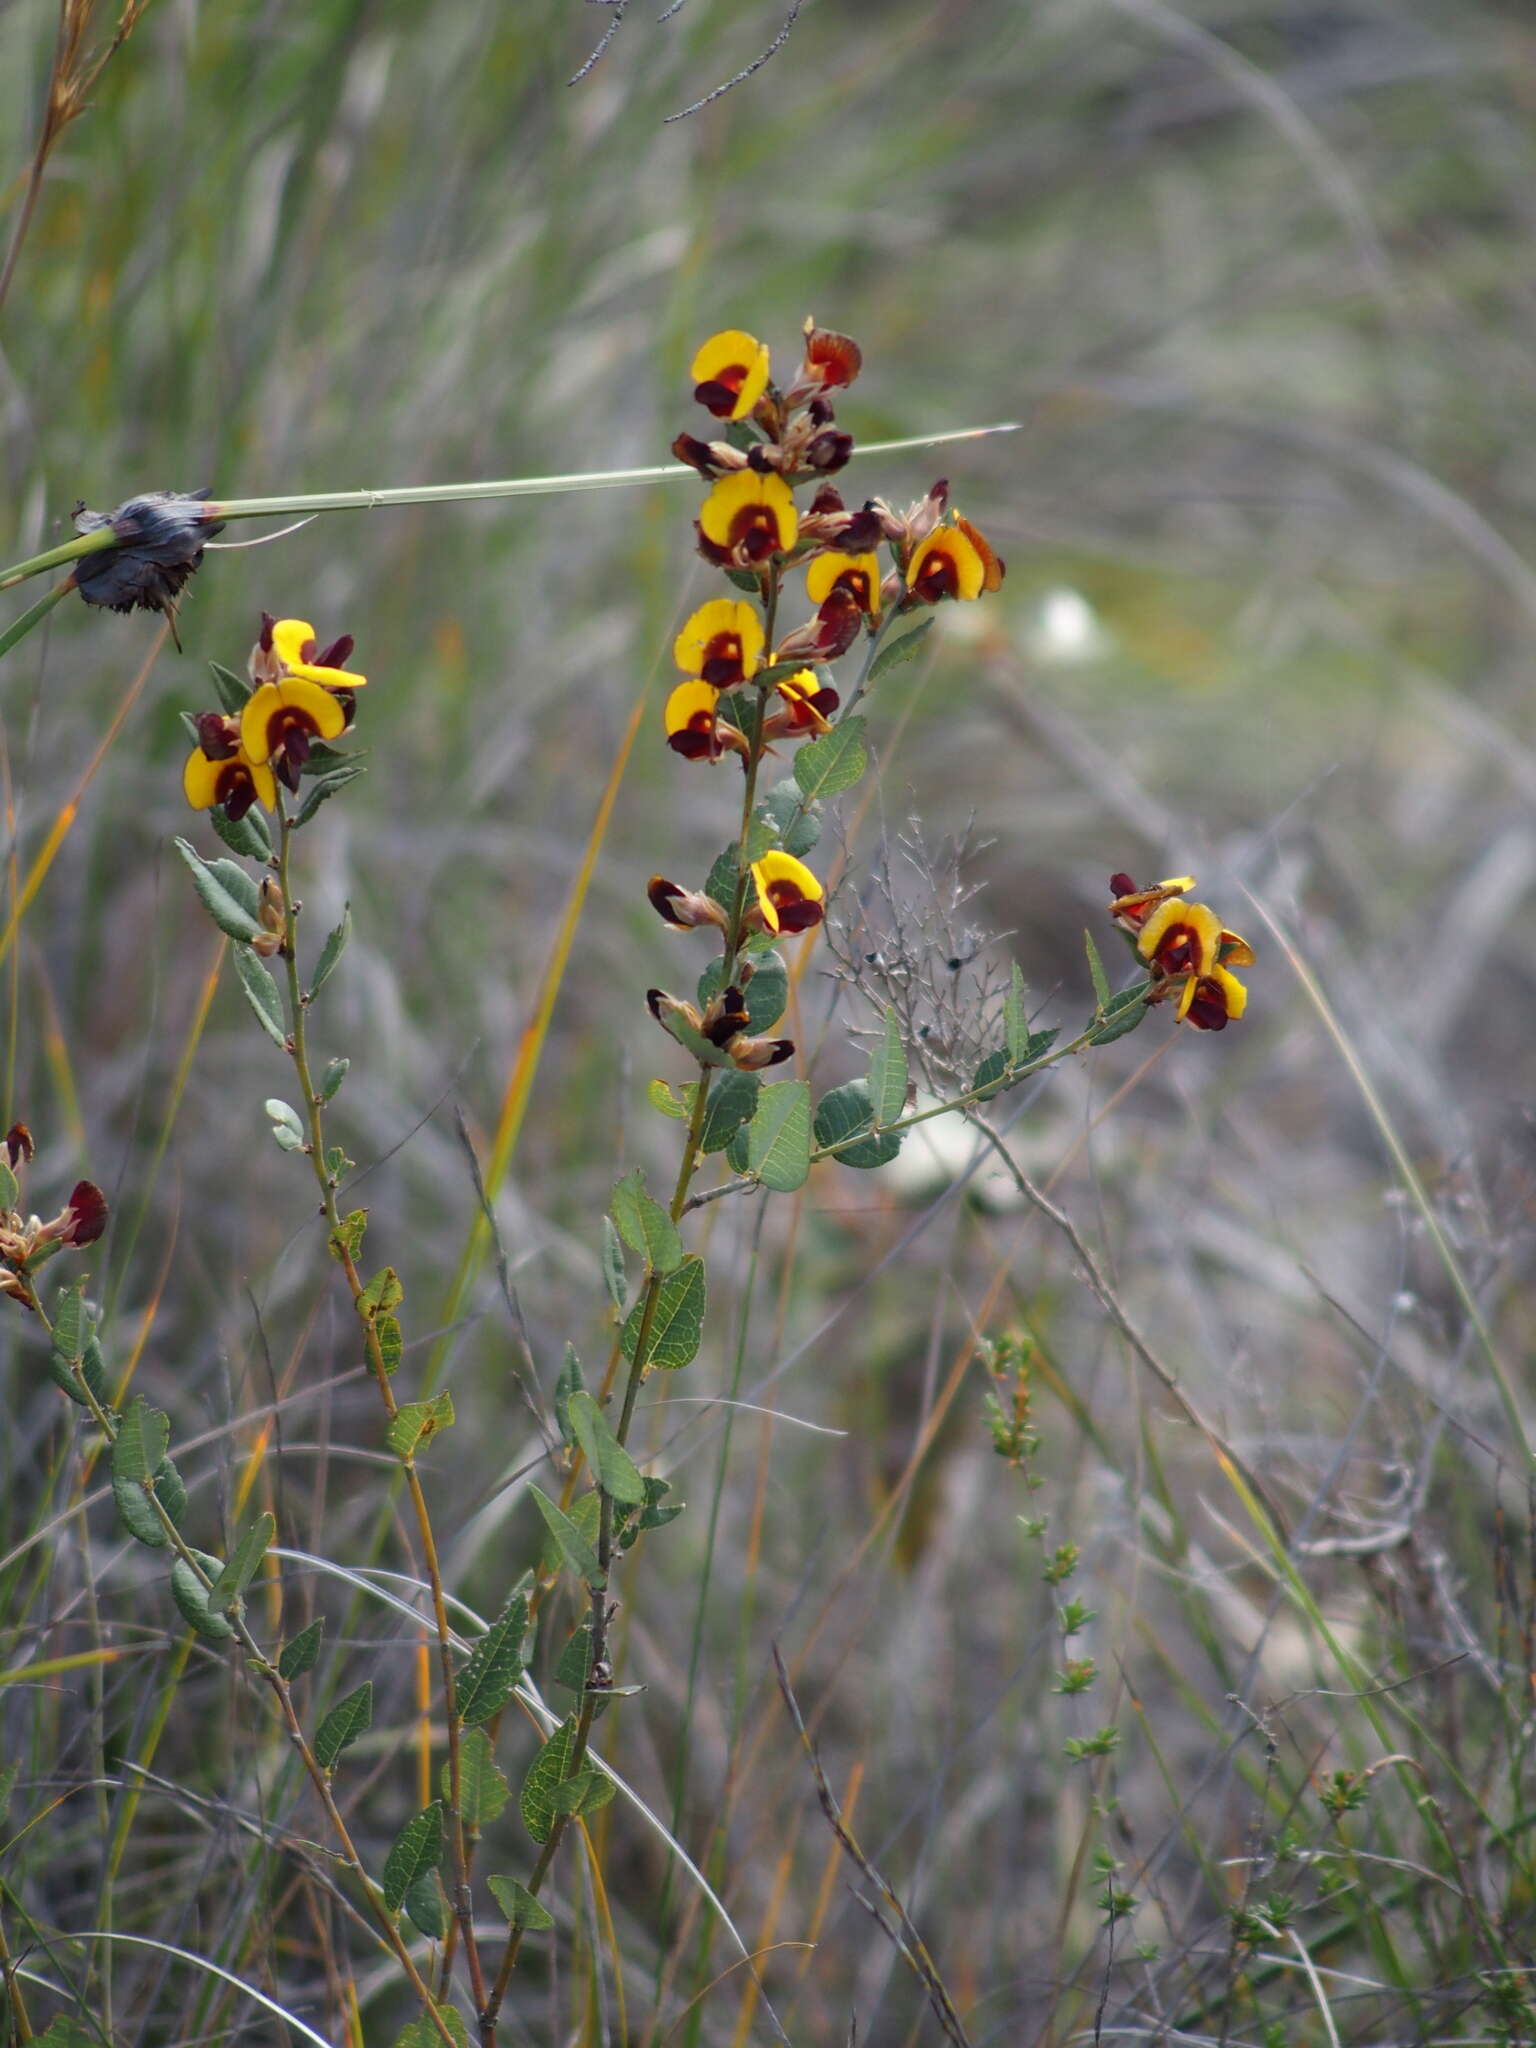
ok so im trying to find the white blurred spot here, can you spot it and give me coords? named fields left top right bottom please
left=1026, top=586, right=1111, bottom=666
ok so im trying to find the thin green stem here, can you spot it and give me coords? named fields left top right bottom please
left=0, top=579, right=71, bottom=660
left=0, top=426, right=1020, bottom=593
left=275, top=809, right=486, bottom=2022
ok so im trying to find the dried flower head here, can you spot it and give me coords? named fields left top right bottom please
left=72, top=490, right=225, bottom=637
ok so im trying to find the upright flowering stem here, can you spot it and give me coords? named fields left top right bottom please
left=273, top=808, right=487, bottom=2018
left=19, top=1286, right=459, bottom=2046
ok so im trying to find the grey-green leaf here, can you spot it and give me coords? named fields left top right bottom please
left=529, top=1485, right=603, bottom=1586
left=519, top=1719, right=577, bottom=1843
left=170, top=1550, right=235, bottom=1642
left=234, top=946, right=287, bottom=1049
left=112, top=1394, right=169, bottom=1487
left=174, top=838, right=262, bottom=941
left=814, top=1079, right=901, bottom=1169
left=456, top=1590, right=530, bottom=1726
left=278, top=1616, right=324, bottom=1680
left=697, top=1069, right=760, bottom=1153
left=293, top=763, right=364, bottom=829
left=554, top=1345, right=583, bottom=1447
left=314, top=1681, right=373, bottom=1770
left=610, top=1169, right=683, bottom=1274
left=741, top=1079, right=812, bottom=1192
left=210, top=1510, right=275, bottom=1612
left=488, top=1873, right=554, bottom=1931
left=868, top=618, right=933, bottom=682
left=320, top=1057, right=349, bottom=1102
left=601, top=1216, right=628, bottom=1312
left=113, top=1452, right=184, bottom=1549
left=1086, top=984, right=1150, bottom=1046
left=620, top=1255, right=707, bottom=1371
left=567, top=1391, right=647, bottom=1505
left=402, top=1868, right=447, bottom=1940
left=310, top=904, right=351, bottom=1000
left=209, top=803, right=271, bottom=862
left=549, top=1764, right=615, bottom=1819
left=208, top=658, right=252, bottom=712
left=382, top=1801, right=444, bottom=1912
left=792, top=714, right=868, bottom=802
left=1004, top=961, right=1029, bottom=1066
left=867, top=1007, right=908, bottom=1128
left=446, top=1725, right=510, bottom=1827
left=1084, top=929, right=1112, bottom=1012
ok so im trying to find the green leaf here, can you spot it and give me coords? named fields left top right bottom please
left=208, top=657, right=252, bottom=712
left=279, top=1616, right=325, bottom=1680
left=519, top=1718, right=577, bottom=1843
left=265, top=1097, right=303, bottom=1139
left=538, top=1487, right=600, bottom=1577
left=793, top=714, right=868, bottom=803
left=555, top=1621, right=594, bottom=1692
left=647, top=1077, right=687, bottom=1121
left=553, top=1345, right=583, bottom=1447
left=1004, top=962, right=1029, bottom=1066
left=704, top=844, right=740, bottom=911
left=601, top=1216, right=628, bottom=1313
left=814, top=1079, right=901, bottom=1169
left=456, top=1589, right=530, bottom=1726
left=1086, top=984, right=1150, bottom=1047
left=868, top=617, right=933, bottom=682
left=488, top=1873, right=554, bottom=1931
left=112, top=1394, right=168, bottom=1486
left=293, top=762, right=364, bottom=829
left=47, top=1281, right=107, bottom=1409
left=376, top=1312, right=403, bottom=1376
left=174, top=838, right=262, bottom=941
left=447, top=1725, right=510, bottom=1827
left=610, top=1170, right=683, bottom=1274
left=209, top=803, right=271, bottom=862
left=330, top=1209, right=367, bottom=1262
left=529, top=1485, right=602, bottom=1586
left=0, top=1159, right=15, bottom=1212
left=310, top=904, right=351, bottom=1000
left=386, top=1391, right=455, bottom=1461
left=382, top=1801, right=444, bottom=1912
left=698, top=950, right=788, bottom=1034
left=314, top=1680, right=373, bottom=1770
left=403, top=1868, right=448, bottom=1940
left=33, top=2021, right=98, bottom=2048
left=210, top=1511, right=275, bottom=1612
left=550, top=1764, right=615, bottom=1818
left=233, top=946, right=287, bottom=1049
left=973, top=1049, right=1010, bottom=1100
left=391, top=2011, right=469, bottom=2048
left=170, top=1550, right=235, bottom=1642
left=867, top=1007, right=908, bottom=1128
left=114, top=1452, right=185, bottom=1548
left=319, top=1056, right=349, bottom=1102
left=1084, top=930, right=1112, bottom=1012
left=741, top=1080, right=812, bottom=1192
left=696, top=1069, right=760, bottom=1153
left=620, top=1256, right=707, bottom=1371
left=359, top=1267, right=404, bottom=1315
left=567, top=1391, right=646, bottom=1505
left=757, top=776, right=821, bottom=859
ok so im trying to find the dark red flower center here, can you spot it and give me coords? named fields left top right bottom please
left=1184, top=980, right=1232, bottom=1031
left=1149, top=921, right=1201, bottom=976
left=700, top=632, right=748, bottom=687
left=215, top=760, right=261, bottom=820
left=668, top=710, right=721, bottom=761
left=767, top=881, right=822, bottom=932
left=729, top=505, right=786, bottom=563
left=912, top=543, right=962, bottom=603
left=694, top=365, right=751, bottom=418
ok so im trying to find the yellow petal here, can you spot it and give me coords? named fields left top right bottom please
left=690, top=330, right=771, bottom=421
left=182, top=748, right=223, bottom=810
left=698, top=471, right=798, bottom=552
left=672, top=598, right=765, bottom=678
left=270, top=619, right=317, bottom=668
left=751, top=849, right=823, bottom=931
left=1213, top=965, right=1247, bottom=1020
left=664, top=680, right=719, bottom=737
left=905, top=525, right=986, bottom=601
left=240, top=678, right=348, bottom=764
left=805, top=550, right=880, bottom=612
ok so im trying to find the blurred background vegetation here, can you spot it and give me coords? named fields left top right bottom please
left=4, top=0, right=1536, bottom=2041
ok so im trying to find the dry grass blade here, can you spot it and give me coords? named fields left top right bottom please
left=772, top=1645, right=973, bottom=2048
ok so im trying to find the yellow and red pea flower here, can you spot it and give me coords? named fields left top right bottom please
left=806, top=549, right=882, bottom=620
left=750, top=850, right=825, bottom=934
left=664, top=681, right=748, bottom=763
left=673, top=599, right=765, bottom=687
left=183, top=712, right=277, bottom=821
left=691, top=330, right=771, bottom=422
left=647, top=876, right=728, bottom=931
left=795, top=322, right=863, bottom=394
left=761, top=669, right=838, bottom=740
left=905, top=516, right=1005, bottom=604
left=240, top=676, right=349, bottom=792
left=1135, top=895, right=1252, bottom=1029
left=697, top=471, right=798, bottom=568
left=1108, top=872, right=1198, bottom=936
